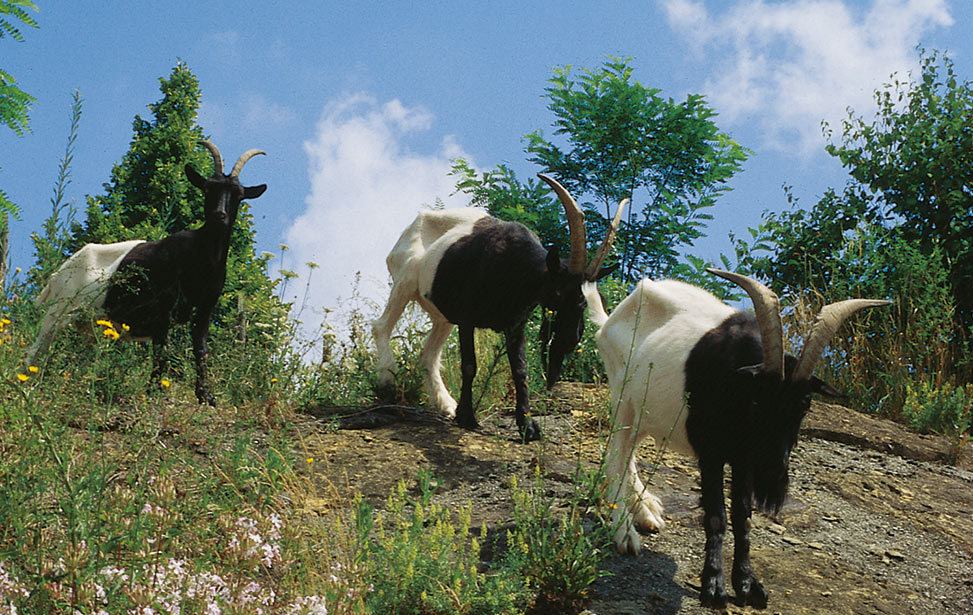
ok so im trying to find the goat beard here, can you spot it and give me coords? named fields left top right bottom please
left=752, top=464, right=791, bottom=515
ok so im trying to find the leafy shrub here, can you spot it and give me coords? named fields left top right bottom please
left=503, top=467, right=611, bottom=614
left=352, top=471, right=529, bottom=615
left=902, top=380, right=972, bottom=437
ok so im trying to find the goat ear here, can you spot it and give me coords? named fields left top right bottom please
left=810, top=376, right=845, bottom=399
left=185, top=164, right=207, bottom=190
left=735, top=364, right=763, bottom=378
left=545, top=247, right=561, bottom=274
left=243, top=184, right=267, bottom=200
left=591, top=262, right=619, bottom=281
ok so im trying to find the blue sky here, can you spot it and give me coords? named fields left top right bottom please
left=2, top=0, right=969, bottom=337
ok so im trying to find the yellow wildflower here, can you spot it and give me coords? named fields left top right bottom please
left=96, top=319, right=115, bottom=329
left=28, top=366, right=38, bottom=373
left=121, top=323, right=131, bottom=332
left=270, top=378, right=278, bottom=384
left=102, top=328, right=120, bottom=340
left=306, top=457, right=314, bottom=464
left=16, top=373, right=29, bottom=382
left=161, top=379, right=170, bottom=388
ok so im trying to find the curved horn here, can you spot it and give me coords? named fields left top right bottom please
left=198, top=140, right=224, bottom=176
left=707, top=268, right=785, bottom=380
left=585, top=198, right=629, bottom=280
left=538, top=173, right=586, bottom=275
left=791, top=298, right=891, bottom=382
left=230, top=149, right=267, bottom=178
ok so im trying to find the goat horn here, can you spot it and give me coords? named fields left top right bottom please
left=198, top=140, right=224, bottom=176
left=585, top=198, right=629, bottom=280
left=791, top=298, right=891, bottom=382
left=707, top=268, right=785, bottom=380
left=230, top=149, right=267, bottom=178
left=538, top=173, right=586, bottom=275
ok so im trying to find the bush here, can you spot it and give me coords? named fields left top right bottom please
left=503, top=467, right=612, bottom=614
left=352, top=471, right=529, bottom=615
left=902, top=380, right=972, bottom=437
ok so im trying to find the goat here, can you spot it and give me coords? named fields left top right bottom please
left=372, top=174, right=627, bottom=442
left=26, top=141, right=266, bottom=406
left=582, top=268, right=888, bottom=608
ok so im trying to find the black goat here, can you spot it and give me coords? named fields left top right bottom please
left=373, top=174, right=626, bottom=441
left=582, top=268, right=888, bottom=607
left=26, top=141, right=266, bottom=406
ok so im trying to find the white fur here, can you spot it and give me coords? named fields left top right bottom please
left=26, top=240, right=146, bottom=364
left=372, top=208, right=488, bottom=416
left=583, top=279, right=734, bottom=554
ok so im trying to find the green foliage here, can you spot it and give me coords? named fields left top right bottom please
left=503, top=467, right=612, bottom=613
left=353, top=472, right=529, bottom=615
left=0, top=0, right=39, bottom=219
left=0, top=0, right=37, bottom=42
left=525, top=56, right=750, bottom=281
left=903, top=380, right=972, bottom=437
left=732, top=49, right=973, bottom=422
left=452, top=57, right=748, bottom=284
left=0, top=304, right=343, bottom=613
left=73, top=62, right=208, bottom=247
left=823, top=50, right=973, bottom=317
left=0, top=0, right=37, bottom=137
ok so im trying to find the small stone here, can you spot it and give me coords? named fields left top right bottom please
left=768, top=522, right=786, bottom=535
left=808, top=542, right=825, bottom=550
left=782, top=535, right=804, bottom=545
left=886, top=549, right=906, bottom=561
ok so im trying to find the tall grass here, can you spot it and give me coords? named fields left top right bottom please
left=780, top=236, right=971, bottom=441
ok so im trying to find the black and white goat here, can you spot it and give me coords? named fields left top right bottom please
left=582, top=268, right=888, bottom=608
left=26, top=141, right=266, bottom=406
left=373, top=174, right=626, bottom=441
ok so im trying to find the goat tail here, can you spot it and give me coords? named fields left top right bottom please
left=582, top=281, right=609, bottom=329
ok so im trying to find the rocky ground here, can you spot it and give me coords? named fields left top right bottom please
left=299, top=384, right=973, bottom=615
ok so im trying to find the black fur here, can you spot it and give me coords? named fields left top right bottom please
left=427, top=217, right=600, bottom=442
left=103, top=161, right=266, bottom=406
left=684, top=311, right=841, bottom=608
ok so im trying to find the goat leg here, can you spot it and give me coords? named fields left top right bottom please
left=730, top=467, right=768, bottom=608
left=698, top=457, right=730, bottom=608
left=505, top=322, right=540, bottom=442
left=191, top=312, right=217, bottom=407
left=454, top=324, right=478, bottom=430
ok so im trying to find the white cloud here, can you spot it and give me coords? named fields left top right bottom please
left=281, top=93, right=472, bottom=344
left=659, top=0, right=953, bottom=153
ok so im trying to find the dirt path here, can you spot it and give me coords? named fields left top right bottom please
left=300, top=388, right=973, bottom=615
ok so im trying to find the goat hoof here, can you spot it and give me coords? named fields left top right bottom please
left=699, top=575, right=729, bottom=609
left=455, top=414, right=479, bottom=431
left=735, top=577, right=768, bottom=608
left=518, top=419, right=541, bottom=443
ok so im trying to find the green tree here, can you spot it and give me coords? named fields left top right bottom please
left=0, top=0, right=37, bottom=137
left=524, top=57, right=749, bottom=282
left=70, top=62, right=282, bottom=335
left=740, top=50, right=973, bottom=319
left=823, top=50, right=973, bottom=317
left=733, top=50, right=972, bottom=420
